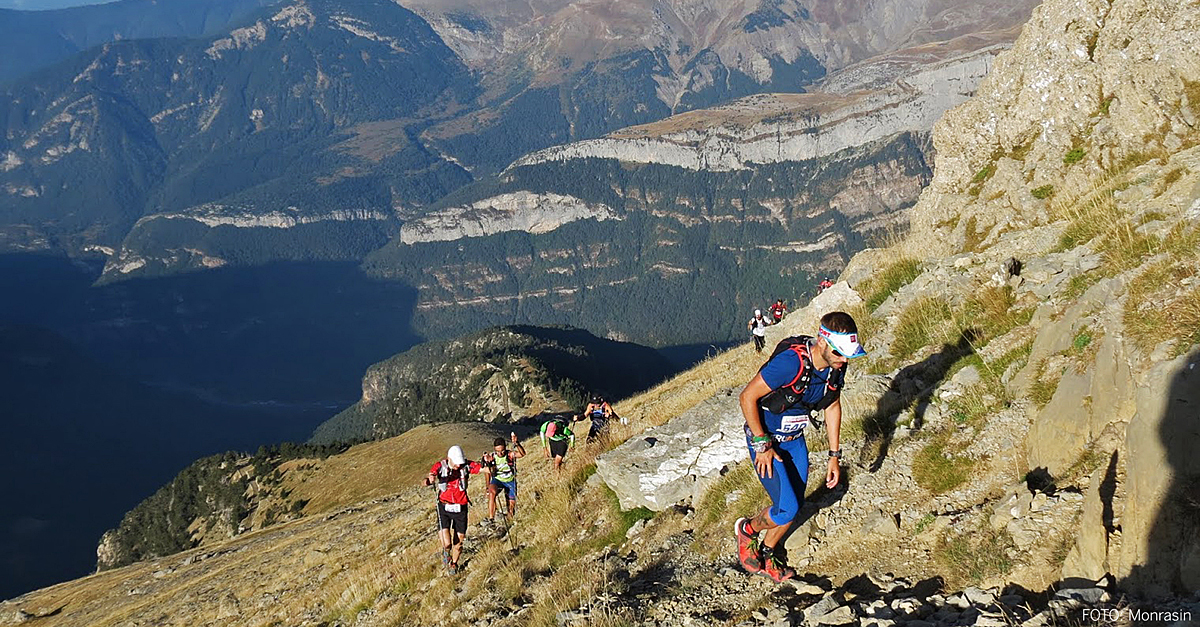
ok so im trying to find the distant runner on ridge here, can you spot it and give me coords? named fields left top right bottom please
left=769, top=299, right=788, bottom=324
left=579, top=394, right=616, bottom=443
left=748, top=308, right=771, bottom=354
left=734, top=311, right=865, bottom=582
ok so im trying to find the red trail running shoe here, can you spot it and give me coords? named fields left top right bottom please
left=734, top=517, right=762, bottom=573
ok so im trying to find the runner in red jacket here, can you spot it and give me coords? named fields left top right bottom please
left=424, top=445, right=483, bottom=574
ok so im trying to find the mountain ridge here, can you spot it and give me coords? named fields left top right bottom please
left=311, top=324, right=677, bottom=443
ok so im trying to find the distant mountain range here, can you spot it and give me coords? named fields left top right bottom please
left=2, top=0, right=1037, bottom=346
left=0, top=0, right=277, bottom=84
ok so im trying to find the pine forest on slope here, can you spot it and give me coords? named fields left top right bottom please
left=312, top=325, right=676, bottom=443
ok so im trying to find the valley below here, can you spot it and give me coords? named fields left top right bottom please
left=0, top=254, right=422, bottom=598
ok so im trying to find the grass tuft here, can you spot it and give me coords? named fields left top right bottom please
left=1063, top=148, right=1086, bottom=164
left=946, top=384, right=1001, bottom=428
left=937, top=524, right=1014, bottom=586
left=861, top=258, right=923, bottom=310
left=961, top=215, right=987, bottom=253
left=1185, top=80, right=1200, bottom=115
left=1123, top=255, right=1200, bottom=355
left=1055, top=191, right=1159, bottom=274
left=891, top=296, right=955, bottom=359
left=1008, top=138, right=1035, bottom=161
left=1028, top=358, right=1063, bottom=408
left=1062, top=272, right=1101, bottom=300
left=969, top=166, right=995, bottom=196
left=1031, top=185, right=1055, bottom=200
left=913, top=432, right=975, bottom=495
left=961, top=285, right=1033, bottom=341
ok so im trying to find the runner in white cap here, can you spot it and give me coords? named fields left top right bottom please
left=748, top=308, right=771, bottom=353
left=424, top=445, right=483, bottom=575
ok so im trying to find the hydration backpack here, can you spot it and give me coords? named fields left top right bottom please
left=757, top=335, right=846, bottom=415
left=547, top=418, right=571, bottom=439
left=486, top=451, right=517, bottom=480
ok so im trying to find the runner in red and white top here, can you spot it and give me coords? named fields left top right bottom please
left=423, top=445, right=483, bottom=574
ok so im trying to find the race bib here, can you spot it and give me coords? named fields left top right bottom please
left=443, top=503, right=461, bottom=513
left=779, top=413, right=809, bottom=433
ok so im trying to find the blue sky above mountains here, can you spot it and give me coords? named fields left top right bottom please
left=2, top=0, right=108, bottom=10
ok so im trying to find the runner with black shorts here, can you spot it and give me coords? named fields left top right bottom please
left=424, top=445, right=482, bottom=575
left=540, top=416, right=575, bottom=472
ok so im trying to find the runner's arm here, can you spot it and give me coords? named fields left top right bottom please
left=739, top=374, right=780, bottom=479
left=739, top=374, right=772, bottom=438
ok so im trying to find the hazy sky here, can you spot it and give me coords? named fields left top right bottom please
left=1, top=0, right=111, bottom=10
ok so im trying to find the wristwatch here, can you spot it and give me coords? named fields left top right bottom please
left=751, top=435, right=772, bottom=454
left=828, top=449, right=843, bottom=459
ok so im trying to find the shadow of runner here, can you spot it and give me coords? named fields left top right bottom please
left=861, top=330, right=980, bottom=473
left=1122, top=347, right=1200, bottom=598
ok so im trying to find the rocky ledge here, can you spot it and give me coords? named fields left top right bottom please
left=506, top=45, right=1002, bottom=173
left=399, top=191, right=619, bottom=244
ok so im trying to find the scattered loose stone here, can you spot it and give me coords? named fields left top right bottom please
left=811, top=605, right=855, bottom=626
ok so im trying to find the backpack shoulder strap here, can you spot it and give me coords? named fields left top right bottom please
left=829, top=363, right=846, bottom=390
left=782, top=344, right=809, bottom=389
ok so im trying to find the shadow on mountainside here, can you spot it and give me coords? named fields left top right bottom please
left=0, top=254, right=422, bottom=600
left=1120, top=346, right=1200, bottom=598
left=862, top=330, right=980, bottom=473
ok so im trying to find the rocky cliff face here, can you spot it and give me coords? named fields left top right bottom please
left=100, top=205, right=398, bottom=278
left=509, top=43, right=1003, bottom=173
left=399, top=191, right=619, bottom=244
left=902, top=0, right=1200, bottom=255
left=882, top=0, right=1200, bottom=597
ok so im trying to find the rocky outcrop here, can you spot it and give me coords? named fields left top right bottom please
left=865, top=0, right=1200, bottom=597
left=902, top=0, right=1200, bottom=255
left=135, top=205, right=393, bottom=230
left=99, top=203, right=399, bottom=279
left=399, top=192, right=618, bottom=244
left=596, top=391, right=745, bottom=511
